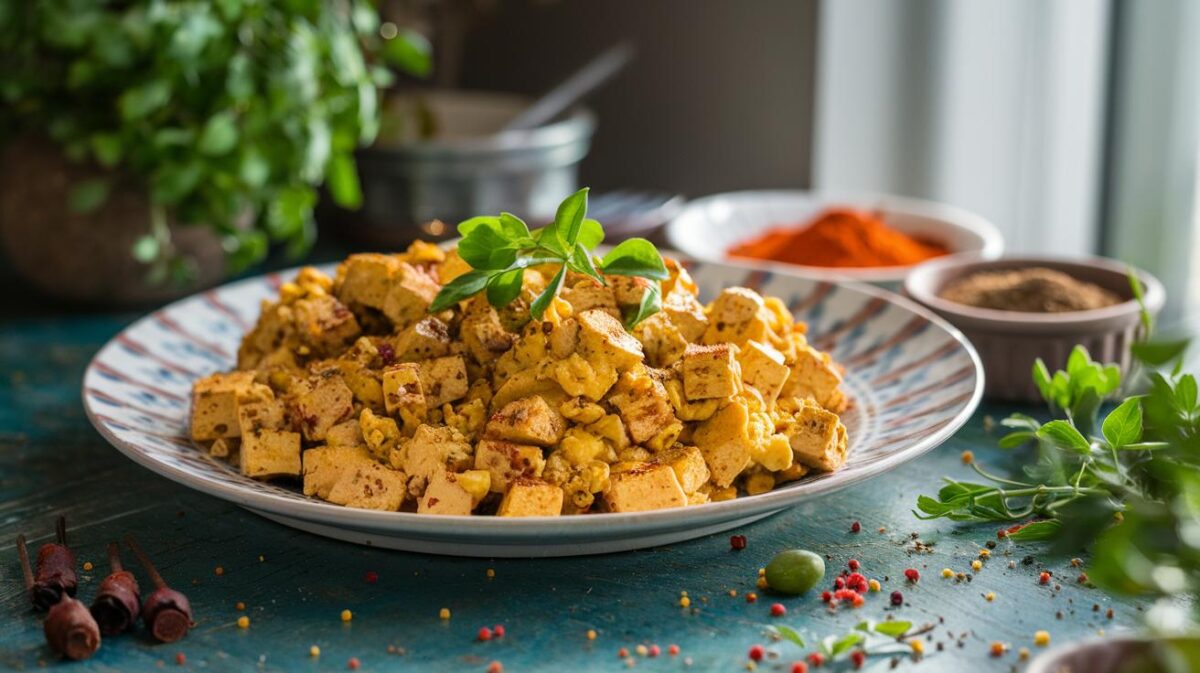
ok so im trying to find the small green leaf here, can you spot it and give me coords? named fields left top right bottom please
left=569, top=245, right=604, bottom=284
left=327, top=153, right=363, bottom=209
left=554, top=187, right=589, bottom=247
left=486, top=268, right=524, bottom=307
left=1132, top=339, right=1189, bottom=366
left=623, top=281, right=661, bottom=329
left=828, top=632, right=864, bottom=656
left=90, top=134, right=123, bottom=168
left=382, top=29, right=432, bottom=77
left=459, top=216, right=501, bottom=237
left=498, top=212, right=532, bottom=242
left=68, top=179, right=110, bottom=214
left=600, top=238, right=668, bottom=279
left=198, top=111, right=239, bottom=155
left=530, top=266, right=567, bottom=319
left=767, top=625, right=805, bottom=649
left=1037, top=420, right=1091, bottom=453
left=871, top=620, right=912, bottom=638
left=118, top=79, right=171, bottom=120
left=1101, top=398, right=1142, bottom=450
left=430, top=270, right=490, bottom=312
left=998, top=431, right=1036, bottom=449
left=131, top=235, right=159, bottom=263
left=1006, top=519, right=1062, bottom=542
left=458, top=223, right=518, bottom=270
left=1175, top=374, right=1197, bottom=412
left=577, top=218, right=604, bottom=249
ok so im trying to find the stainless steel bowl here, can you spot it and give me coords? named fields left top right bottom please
left=330, top=90, right=595, bottom=246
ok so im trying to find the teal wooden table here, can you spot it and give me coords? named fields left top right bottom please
left=0, top=298, right=1147, bottom=673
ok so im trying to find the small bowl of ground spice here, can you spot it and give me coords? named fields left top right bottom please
left=905, top=255, right=1165, bottom=401
left=665, top=190, right=1002, bottom=285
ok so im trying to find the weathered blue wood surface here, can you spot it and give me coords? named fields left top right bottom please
left=0, top=303, right=1147, bottom=672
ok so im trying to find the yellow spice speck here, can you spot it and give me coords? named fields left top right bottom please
left=439, top=608, right=451, bottom=620
left=215, top=566, right=225, bottom=576
left=636, top=645, right=648, bottom=657
left=679, top=596, right=691, bottom=608
left=1018, top=648, right=1030, bottom=661
left=985, top=592, right=996, bottom=602
left=757, top=568, right=765, bottom=577
left=971, top=560, right=983, bottom=571
left=979, top=549, right=991, bottom=558
left=1034, top=631, right=1050, bottom=647
left=235, top=601, right=246, bottom=611
left=910, top=639, right=925, bottom=655
left=486, top=568, right=496, bottom=578
left=83, top=562, right=94, bottom=572
left=756, top=577, right=768, bottom=590
left=728, top=590, right=738, bottom=597
left=237, top=616, right=250, bottom=629
left=587, top=629, right=597, bottom=641
left=341, top=609, right=353, bottom=622
left=309, top=645, right=320, bottom=657
left=961, top=450, right=974, bottom=464
left=941, top=568, right=954, bottom=578
left=868, top=579, right=881, bottom=592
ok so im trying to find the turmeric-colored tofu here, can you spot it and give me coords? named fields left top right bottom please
left=662, top=288, right=708, bottom=342
left=606, top=367, right=677, bottom=445
left=485, top=396, right=567, bottom=447
left=235, top=388, right=287, bottom=435
left=417, top=471, right=475, bottom=515
left=393, top=316, right=453, bottom=361
left=497, top=478, right=564, bottom=517
left=382, top=362, right=425, bottom=415
left=240, top=429, right=301, bottom=479
left=359, top=408, right=403, bottom=461
left=702, top=288, right=771, bottom=346
left=292, top=294, right=361, bottom=354
left=784, top=403, right=848, bottom=471
left=654, top=446, right=710, bottom=494
left=632, top=312, right=689, bottom=369
left=336, top=358, right=384, bottom=411
left=460, top=301, right=517, bottom=363
left=692, top=400, right=754, bottom=488
left=382, top=262, right=440, bottom=328
left=336, top=253, right=398, bottom=310
left=562, top=280, right=620, bottom=317
left=293, top=374, right=355, bottom=441
left=302, top=445, right=374, bottom=499
left=548, top=353, right=618, bottom=402
left=603, top=463, right=687, bottom=512
left=395, top=424, right=473, bottom=487
left=210, top=437, right=237, bottom=458
left=325, top=420, right=365, bottom=448
left=191, top=371, right=257, bottom=441
left=576, top=309, right=645, bottom=372
left=327, top=461, right=407, bottom=511
left=783, top=345, right=846, bottom=412
left=738, top=340, right=791, bottom=404
left=606, top=275, right=653, bottom=307
left=682, top=343, right=741, bottom=401
left=417, top=355, right=469, bottom=407
left=474, top=439, right=547, bottom=493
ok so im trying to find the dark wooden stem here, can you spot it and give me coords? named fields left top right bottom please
left=124, top=535, right=166, bottom=590
left=16, top=534, right=34, bottom=590
left=56, top=516, right=67, bottom=546
left=106, top=542, right=123, bottom=574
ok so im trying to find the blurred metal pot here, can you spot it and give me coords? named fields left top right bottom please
left=329, top=90, right=595, bottom=246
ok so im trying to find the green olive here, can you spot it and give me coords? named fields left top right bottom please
left=765, top=549, right=825, bottom=595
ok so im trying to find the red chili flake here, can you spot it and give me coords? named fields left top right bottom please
left=748, top=644, right=765, bottom=661
left=834, top=576, right=846, bottom=590
left=890, top=591, right=904, bottom=606
left=175, top=652, right=186, bottom=666
left=746, top=592, right=758, bottom=603
left=365, top=571, right=378, bottom=584
left=850, top=650, right=866, bottom=669
left=487, top=662, right=503, bottom=673
left=850, top=521, right=861, bottom=533
left=478, top=627, right=493, bottom=642
left=648, top=645, right=661, bottom=657
left=1077, top=573, right=1088, bottom=584
left=730, top=535, right=748, bottom=550
left=807, top=652, right=825, bottom=667
left=617, top=648, right=629, bottom=658
left=1039, top=572, right=1051, bottom=585
left=847, top=559, right=860, bottom=571
left=668, top=645, right=680, bottom=656
left=1106, top=608, right=1114, bottom=619
left=846, top=573, right=869, bottom=593
left=493, top=624, right=505, bottom=638
left=348, top=657, right=361, bottom=671
left=833, top=589, right=860, bottom=601
left=770, top=603, right=786, bottom=617
left=851, top=594, right=865, bottom=608
left=377, top=343, right=396, bottom=365
left=820, top=591, right=832, bottom=603
left=904, top=568, right=920, bottom=582
left=791, top=662, right=809, bottom=673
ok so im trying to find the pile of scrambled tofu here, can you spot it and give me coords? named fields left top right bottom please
left=190, top=242, right=849, bottom=517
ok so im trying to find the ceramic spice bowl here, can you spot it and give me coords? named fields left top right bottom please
left=904, top=255, right=1165, bottom=402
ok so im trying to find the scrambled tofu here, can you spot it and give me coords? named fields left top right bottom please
left=193, top=243, right=851, bottom=515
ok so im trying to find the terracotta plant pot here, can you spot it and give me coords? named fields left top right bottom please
left=0, top=137, right=225, bottom=306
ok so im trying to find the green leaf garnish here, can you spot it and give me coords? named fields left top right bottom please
left=430, top=189, right=668, bottom=326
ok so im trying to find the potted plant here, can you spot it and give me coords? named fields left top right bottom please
left=0, top=0, right=430, bottom=304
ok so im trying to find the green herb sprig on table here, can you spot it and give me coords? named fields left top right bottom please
left=767, top=619, right=925, bottom=664
left=429, top=188, right=669, bottom=328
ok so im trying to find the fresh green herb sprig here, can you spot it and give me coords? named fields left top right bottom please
left=429, top=188, right=669, bottom=327
left=767, top=619, right=922, bottom=663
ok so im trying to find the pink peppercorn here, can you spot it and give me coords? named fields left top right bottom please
left=668, top=645, right=680, bottom=656
left=730, top=535, right=748, bottom=550
left=821, top=591, right=832, bottom=603
left=848, top=559, right=860, bottom=571
left=850, top=521, right=861, bottom=533
left=365, top=571, right=378, bottom=584
left=834, top=576, right=845, bottom=590
left=478, top=627, right=493, bottom=642
left=348, top=658, right=361, bottom=671
left=618, top=648, right=629, bottom=658
left=792, top=662, right=809, bottom=673
left=493, top=624, right=505, bottom=638
left=649, top=645, right=661, bottom=657
left=487, top=662, right=503, bottom=673
left=175, top=652, right=186, bottom=666
left=850, top=650, right=866, bottom=669
left=851, top=594, right=865, bottom=608
left=890, top=591, right=904, bottom=606
left=770, top=603, right=786, bottom=617
left=748, top=644, right=765, bottom=661
left=808, top=652, right=825, bottom=667
left=904, top=568, right=920, bottom=582
left=1039, top=572, right=1051, bottom=585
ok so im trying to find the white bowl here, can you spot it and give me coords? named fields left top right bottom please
left=665, top=190, right=1004, bottom=284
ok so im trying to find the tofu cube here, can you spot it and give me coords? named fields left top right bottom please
left=576, top=309, right=645, bottom=372
left=562, top=280, right=620, bottom=317
left=497, top=478, right=564, bottom=517
left=292, top=295, right=361, bottom=354
left=416, top=471, right=475, bottom=515
left=336, top=253, right=398, bottom=310
left=325, top=420, right=365, bottom=448
left=460, top=303, right=517, bottom=363
left=692, top=400, right=754, bottom=487
left=240, top=429, right=301, bottom=479
left=485, top=396, right=567, bottom=447
left=605, top=275, right=653, bottom=306
left=709, top=287, right=765, bottom=323
left=236, top=387, right=287, bottom=435
left=603, top=463, right=687, bottom=512
left=209, top=437, right=236, bottom=458
left=396, top=424, right=474, bottom=486
left=303, top=445, right=374, bottom=498
left=682, top=343, right=741, bottom=401
left=191, top=371, right=256, bottom=441
left=784, top=403, right=848, bottom=471
left=382, top=363, right=425, bottom=415
left=382, top=262, right=440, bottom=328
left=393, top=316, right=452, bottom=361
left=293, top=374, right=355, bottom=441
left=606, top=368, right=676, bottom=444
left=783, top=345, right=847, bottom=412
left=337, top=359, right=384, bottom=411
left=654, top=446, right=710, bottom=494
left=738, top=340, right=791, bottom=404
left=662, top=289, right=708, bottom=342
left=474, top=439, right=547, bottom=493
left=327, top=461, right=407, bottom=511
left=417, top=355, right=469, bottom=408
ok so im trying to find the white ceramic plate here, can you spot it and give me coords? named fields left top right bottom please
left=83, top=261, right=983, bottom=557
left=666, top=190, right=1004, bottom=284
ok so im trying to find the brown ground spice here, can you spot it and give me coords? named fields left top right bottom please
left=939, top=267, right=1122, bottom=313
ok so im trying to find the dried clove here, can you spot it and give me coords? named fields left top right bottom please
left=125, top=535, right=193, bottom=643
left=18, top=532, right=100, bottom=660
left=22, top=516, right=79, bottom=610
left=90, top=542, right=141, bottom=635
